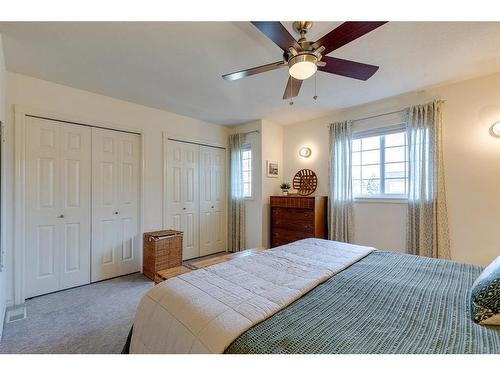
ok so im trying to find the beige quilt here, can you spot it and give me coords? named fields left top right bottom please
left=130, top=238, right=375, bottom=353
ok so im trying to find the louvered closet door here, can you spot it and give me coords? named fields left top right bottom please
left=92, top=128, right=140, bottom=282
left=166, top=140, right=199, bottom=260
left=25, top=117, right=91, bottom=298
left=199, top=146, right=226, bottom=256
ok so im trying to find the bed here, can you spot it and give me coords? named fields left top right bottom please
left=126, top=239, right=500, bottom=354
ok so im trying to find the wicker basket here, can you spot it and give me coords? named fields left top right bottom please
left=143, top=230, right=183, bottom=281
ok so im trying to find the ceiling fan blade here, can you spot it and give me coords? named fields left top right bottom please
left=251, top=21, right=301, bottom=52
left=318, top=56, right=379, bottom=81
left=222, top=61, right=284, bottom=81
left=283, top=76, right=303, bottom=100
left=312, top=22, right=387, bottom=55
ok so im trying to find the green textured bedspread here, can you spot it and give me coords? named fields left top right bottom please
left=225, top=251, right=500, bottom=354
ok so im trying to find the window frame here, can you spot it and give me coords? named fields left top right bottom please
left=241, top=144, right=253, bottom=199
left=352, top=124, right=408, bottom=202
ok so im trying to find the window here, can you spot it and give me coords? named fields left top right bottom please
left=241, top=145, right=252, bottom=198
left=352, top=128, right=408, bottom=198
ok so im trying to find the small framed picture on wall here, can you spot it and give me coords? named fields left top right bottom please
left=266, top=160, right=279, bottom=178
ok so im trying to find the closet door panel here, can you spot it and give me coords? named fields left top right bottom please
left=26, top=118, right=60, bottom=298
left=36, top=225, right=57, bottom=278
left=166, top=142, right=184, bottom=224
left=166, top=140, right=199, bottom=260
left=199, top=146, right=226, bottom=256
left=116, top=133, right=141, bottom=275
left=199, top=147, right=213, bottom=256
left=212, top=148, right=226, bottom=252
left=25, top=117, right=91, bottom=298
left=92, top=129, right=140, bottom=281
left=59, top=123, right=91, bottom=289
left=181, top=143, right=199, bottom=260
left=92, top=129, right=120, bottom=281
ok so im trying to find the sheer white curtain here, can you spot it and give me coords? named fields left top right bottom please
left=329, top=121, right=354, bottom=242
left=228, top=133, right=246, bottom=252
left=406, top=100, right=450, bottom=259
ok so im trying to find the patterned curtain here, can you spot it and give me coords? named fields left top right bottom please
left=328, top=121, right=354, bottom=242
left=406, top=100, right=450, bottom=259
left=228, top=133, right=246, bottom=252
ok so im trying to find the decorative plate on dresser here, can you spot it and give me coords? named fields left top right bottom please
left=292, top=169, right=318, bottom=196
left=270, top=195, right=328, bottom=248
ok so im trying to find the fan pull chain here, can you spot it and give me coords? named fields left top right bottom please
left=313, top=72, right=318, bottom=100
left=289, top=77, right=294, bottom=106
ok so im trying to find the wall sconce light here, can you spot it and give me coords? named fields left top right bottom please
left=490, top=121, right=500, bottom=138
left=299, top=147, right=312, bottom=158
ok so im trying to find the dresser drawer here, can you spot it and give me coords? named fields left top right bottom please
left=270, top=196, right=315, bottom=209
left=271, top=228, right=313, bottom=247
left=271, top=208, right=314, bottom=231
left=272, top=207, right=314, bottom=220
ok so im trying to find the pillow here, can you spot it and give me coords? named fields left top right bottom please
left=470, top=255, right=500, bottom=325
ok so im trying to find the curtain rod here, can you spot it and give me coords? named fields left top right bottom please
left=328, top=100, right=446, bottom=126
left=352, top=109, right=406, bottom=123
left=240, top=130, right=260, bottom=135
left=326, top=109, right=405, bottom=128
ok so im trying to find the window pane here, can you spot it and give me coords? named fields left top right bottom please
left=242, top=171, right=251, bottom=184
left=385, top=146, right=406, bottom=163
left=352, top=166, right=361, bottom=180
left=243, top=183, right=251, bottom=197
left=361, top=179, right=380, bottom=195
left=361, top=164, right=380, bottom=179
left=353, top=180, right=361, bottom=195
left=352, top=151, right=361, bottom=166
left=385, top=162, right=406, bottom=179
left=352, top=139, right=361, bottom=152
left=361, top=149, right=380, bottom=165
left=361, top=136, right=380, bottom=150
left=241, top=147, right=252, bottom=198
left=385, top=179, right=406, bottom=194
left=385, top=132, right=406, bottom=147
left=351, top=130, right=408, bottom=198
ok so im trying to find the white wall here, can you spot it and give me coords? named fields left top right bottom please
left=228, top=119, right=284, bottom=249
left=282, top=110, right=407, bottom=252
left=229, top=121, right=262, bottom=249
left=0, top=34, right=7, bottom=339
left=283, top=72, right=500, bottom=266
left=260, top=120, right=284, bottom=249
left=4, top=72, right=228, bottom=306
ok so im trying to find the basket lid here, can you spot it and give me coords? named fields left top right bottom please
left=144, top=230, right=183, bottom=239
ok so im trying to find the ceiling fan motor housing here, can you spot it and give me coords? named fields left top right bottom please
left=287, top=23, right=326, bottom=80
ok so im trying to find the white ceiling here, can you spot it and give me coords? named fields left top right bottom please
left=0, top=22, right=499, bottom=125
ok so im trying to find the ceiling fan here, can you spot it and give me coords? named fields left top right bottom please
left=222, top=21, right=387, bottom=100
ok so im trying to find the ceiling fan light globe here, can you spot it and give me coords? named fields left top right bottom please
left=288, top=54, right=317, bottom=80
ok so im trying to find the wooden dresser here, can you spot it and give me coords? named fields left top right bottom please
left=270, top=196, right=328, bottom=248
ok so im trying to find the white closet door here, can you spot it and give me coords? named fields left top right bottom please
left=59, top=124, right=92, bottom=289
left=92, top=128, right=140, bottom=281
left=166, top=140, right=199, bottom=260
left=25, top=117, right=91, bottom=298
left=211, top=147, right=226, bottom=253
left=199, top=146, right=226, bottom=256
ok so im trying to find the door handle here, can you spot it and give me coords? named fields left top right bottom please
left=57, top=214, right=65, bottom=218
left=114, top=211, right=119, bottom=215
left=182, top=207, right=186, bottom=210
left=211, top=206, right=214, bottom=209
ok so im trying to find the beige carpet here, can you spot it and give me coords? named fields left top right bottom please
left=0, top=273, right=153, bottom=354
